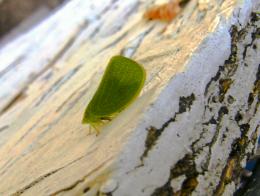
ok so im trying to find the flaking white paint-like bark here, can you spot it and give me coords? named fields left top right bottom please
left=0, top=0, right=259, bottom=196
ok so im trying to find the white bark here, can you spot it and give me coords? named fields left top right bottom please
left=0, top=0, right=259, bottom=195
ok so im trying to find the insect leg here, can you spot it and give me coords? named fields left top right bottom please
left=88, top=125, right=92, bottom=135
left=92, top=124, right=100, bottom=136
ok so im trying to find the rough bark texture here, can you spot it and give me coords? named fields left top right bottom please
left=0, top=0, right=259, bottom=195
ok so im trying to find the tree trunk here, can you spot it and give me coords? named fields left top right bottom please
left=0, top=0, right=259, bottom=195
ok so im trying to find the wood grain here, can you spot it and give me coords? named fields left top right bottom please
left=0, top=0, right=259, bottom=195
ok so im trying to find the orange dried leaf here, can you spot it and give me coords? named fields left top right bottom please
left=144, top=0, right=181, bottom=22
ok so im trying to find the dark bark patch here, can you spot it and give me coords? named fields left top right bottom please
left=141, top=94, right=195, bottom=161
left=219, top=79, right=233, bottom=102
left=151, top=154, right=198, bottom=196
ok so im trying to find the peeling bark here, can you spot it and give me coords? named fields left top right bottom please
left=0, top=0, right=259, bottom=196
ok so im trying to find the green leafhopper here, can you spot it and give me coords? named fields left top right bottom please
left=82, top=55, right=146, bottom=134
